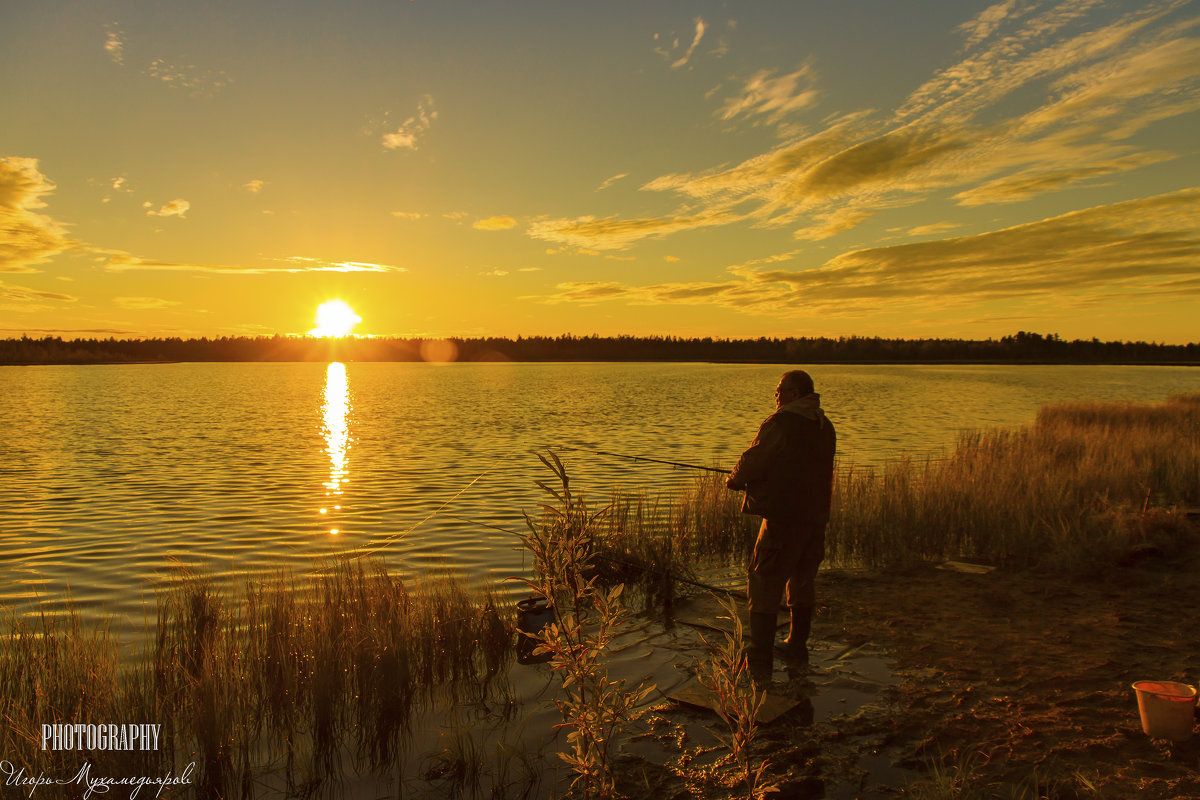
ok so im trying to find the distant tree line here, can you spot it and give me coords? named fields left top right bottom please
left=1, top=331, right=1197, bottom=365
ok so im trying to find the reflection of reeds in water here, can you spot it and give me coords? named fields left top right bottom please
left=0, top=560, right=516, bottom=798
left=828, top=392, right=1200, bottom=569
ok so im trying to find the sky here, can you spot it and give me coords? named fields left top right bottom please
left=2, top=0, right=1199, bottom=343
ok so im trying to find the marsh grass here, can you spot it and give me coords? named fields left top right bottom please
left=0, top=560, right=518, bottom=798
left=826, top=392, right=1200, bottom=570
left=591, top=394, right=1198, bottom=579
left=0, top=607, right=172, bottom=782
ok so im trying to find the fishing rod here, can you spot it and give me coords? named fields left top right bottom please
left=555, top=445, right=731, bottom=475
left=318, top=468, right=496, bottom=567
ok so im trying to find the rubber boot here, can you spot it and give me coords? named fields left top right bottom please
left=748, top=612, right=777, bottom=683
left=778, top=605, right=813, bottom=665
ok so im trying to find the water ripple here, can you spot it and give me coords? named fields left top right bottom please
left=3, top=361, right=1199, bottom=634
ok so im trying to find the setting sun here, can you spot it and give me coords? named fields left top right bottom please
left=309, top=300, right=362, bottom=338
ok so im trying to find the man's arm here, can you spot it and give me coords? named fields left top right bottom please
left=727, top=415, right=785, bottom=490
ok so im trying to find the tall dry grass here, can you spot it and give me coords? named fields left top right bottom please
left=589, top=393, right=1198, bottom=575
left=0, top=560, right=516, bottom=798
left=826, top=392, right=1200, bottom=569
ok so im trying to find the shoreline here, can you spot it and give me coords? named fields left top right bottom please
left=4, top=358, right=1199, bottom=367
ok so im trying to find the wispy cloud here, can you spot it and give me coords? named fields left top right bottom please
left=104, top=23, right=125, bottom=65
left=143, top=199, right=190, bottom=218
left=144, top=59, right=231, bottom=96
left=906, top=222, right=963, bottom=237
left=597, top=173, right=628, bottom=191
left=528, top=211, right=739, bottom=251
left=383, top=95, right=437, bottom=151
left=114, top=296, right=180, bottom=310
left=242, top=179, right=265, bottom=193
left=953, top=152, right=1174, bottom=206
left=0, top=279, right=77, bottom=304
left=655, top=18, right=708, bottom=68
left=473, top=215, right=517, bottom=231
left=956, top=0, right=1026, bottom=52
left=0, top=157, right=75, bottom=273
left=392, top=211, right=425, bottom=220
left=673, top=18, right=707, bottom=69
left=102, top=252, right=406, bottom=274
left=718, top=63, right=819, bottom=125
left=104, top=23, right=231, bottom=95
left=540, top=189, right=1200, bottom=316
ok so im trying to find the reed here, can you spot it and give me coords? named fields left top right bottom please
left=824, top=392, right=1200, bottom=569
left=588, top=393, right=1197, bottom=577
left=0, top=560, right=518, bottom=797
left=592, top=471, right=758, bottom=605
left=0, top=606, right=173, bottom=782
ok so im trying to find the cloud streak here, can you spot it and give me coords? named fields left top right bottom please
left=144, top=59, right=232, bottom=95
left=528, top=211, right=740, bottom=251
left=718, top=63, right=819, bottom=125
left=0, top=157, right=75, bottom=273
left=114, top=296, right=180, bottom=310
left=473, top=215, right=517, bottom=231
left=541, top=0, right=1200, bottom=252
left=672, top=18, right=707, bottom=68
left=102, top=252, right=407, bottom=274
left=0, top=279, right=77, bottom=304
left=541, top=189, right=1200, bottom=316
left=144, top=199, right=190, bottom=218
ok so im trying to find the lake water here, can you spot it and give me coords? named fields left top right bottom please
left=3, top=362, right=1198, bottom=629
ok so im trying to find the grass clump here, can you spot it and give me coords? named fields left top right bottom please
left=592, top=471, right=758, bottom=607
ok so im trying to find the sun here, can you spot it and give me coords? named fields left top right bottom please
left=309, top=300, right=362, bottom=337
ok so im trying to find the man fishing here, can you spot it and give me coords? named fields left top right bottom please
left=725, top=369, right=836, bottom=678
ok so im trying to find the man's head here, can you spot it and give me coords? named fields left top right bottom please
left=774, top=369, right=814, bottom=408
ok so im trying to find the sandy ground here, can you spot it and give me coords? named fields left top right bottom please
left=612, top=548, right=1200, bottom=799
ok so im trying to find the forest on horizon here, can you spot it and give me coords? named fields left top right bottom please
left=2, top=331, right=1197, bottom=365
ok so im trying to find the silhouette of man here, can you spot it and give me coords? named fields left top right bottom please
left=726, top=370, right=836, bottom=678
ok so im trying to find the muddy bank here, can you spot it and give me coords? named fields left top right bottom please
left=618, top=549, right=1200, bottom=798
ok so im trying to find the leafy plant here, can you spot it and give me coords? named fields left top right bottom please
left=520, top=450, right=656, bottom=799
left=694, top=594, right=775, bottom=799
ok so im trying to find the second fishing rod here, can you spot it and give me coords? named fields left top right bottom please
left=554, top=444, right=732, bottom=475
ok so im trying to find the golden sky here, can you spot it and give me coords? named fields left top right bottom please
left=2, top=0, right=1199, bottom=342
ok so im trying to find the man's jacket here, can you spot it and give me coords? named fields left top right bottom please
left=729, top=395, right=836, bottom=524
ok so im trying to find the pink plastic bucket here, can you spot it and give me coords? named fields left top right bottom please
left=1131, top=681, right=1197, bottom=741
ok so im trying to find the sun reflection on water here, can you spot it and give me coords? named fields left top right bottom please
left=322, top=362, right=350, bottom=531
